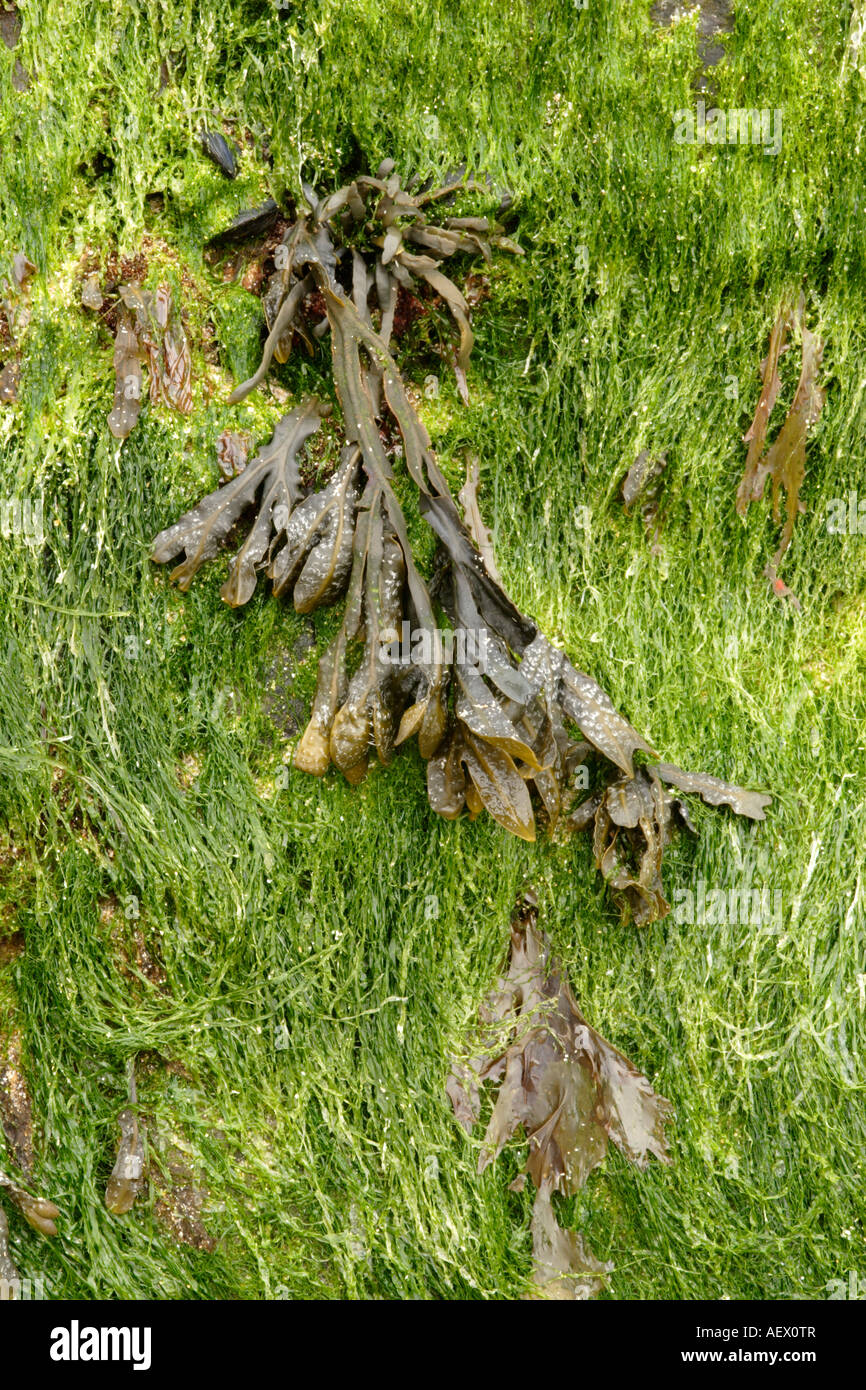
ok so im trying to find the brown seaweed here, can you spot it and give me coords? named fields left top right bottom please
left=228, top=163, right=520, bottom=408
left=458, top=452, right=502, bottom=584
left=655, top=761, right=771, bottom=820
left=0, top=1169, right=60, bottom=1238
left=0, top=1023, right=60, bottom=1247
left=152, top=399, right=333, bottom=606
left=120, top=283, right=193, bottom=415
left=447, top=894, right=671, bottom=1298
left=529, top=1192, right=613, bottom=1300
left=216, top=429, right=250, bottom=481
left=0, top=1027, right=34, bottom=1174
left=736, top=297, right=825, bottom=604
left=622, top=449, right=668, bottom=555
left=579, top=766, right=687, bottom=926
left=107, top=314, right=144, bottom=439
left=569, top=761, right=765, bottom=925
left=81, top=273, right=103, bottom=311
left=105, top=1109, right=145, bottom=1215
left=0, top=248, right=37, bottom=404
left=152, top=164, right=771, bottom=924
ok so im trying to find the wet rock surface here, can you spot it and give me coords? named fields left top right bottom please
left=651, top=0, right=734, bottom=75
left=0, top=3, right=21, bottom=49
left=0, top=1029, right=34, bottom=1175
left=1, top=2, right=30, bottom=91
left=152, top=1145, right=216, bottom=1252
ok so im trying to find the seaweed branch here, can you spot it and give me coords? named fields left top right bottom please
left=152, top=164, right=770, bottom=924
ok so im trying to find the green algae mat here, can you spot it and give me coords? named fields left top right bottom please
left=1, top=0, right=865, bottom=1300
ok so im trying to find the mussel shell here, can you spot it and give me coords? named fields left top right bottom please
left=199, top=129, right=238, bottom=179
left=207, top=198, right=280, bottom=247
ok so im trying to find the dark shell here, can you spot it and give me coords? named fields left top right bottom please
left=199, top=129, right=238, bottom=179
left=207, top=198, right=280, bottom=247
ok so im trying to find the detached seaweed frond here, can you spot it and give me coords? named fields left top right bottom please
left=621, top=448, right=668, bottom=557
left=447, top=893, right=672, bottom=1299
left=0, top=1167, right=60, bottom=1241
left=737, top=295, right=825, bottom=606
left=0, top=1031, right=61, bottom=1283
left=105, top=1061, right=145, bottom=1216
left=0, top=251, right=37, bottom=404
left=107, top=282, right=193, bottom=440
